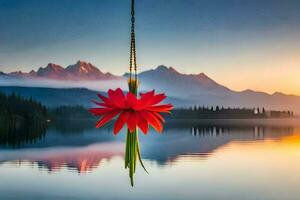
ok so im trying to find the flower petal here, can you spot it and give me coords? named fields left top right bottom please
left=92, top=100, right=113, bottom=108
left=134, top=93, right=167, bottom=110
left=140, top=111, right=163, bottom=132
left=140, top=90, right=154, bottom=99
left=137, top=112, right=149, bottom=134
left=146, top=104, right=173, bottom=113
left=127, top=111, right=138, bottom=132
left=113, top=111, right=130, bottom=135
left=95, top=110, right=120, bottom=128
left=152, top=112, right=165, bottom=122
left=148, top=93, right=166, bottom=105
left=125, top=92, right=138, bottom=108
left=139, top=90, right=154, bottom=105
left=116, top=88, right=126, bottom=99
left=108, top=88, right=125, bottom=108
left=97, top=93, right=114, bottom=107
left=89, top=107, right=115, bottom=116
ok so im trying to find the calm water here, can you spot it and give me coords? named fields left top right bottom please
left=0, top=119, right=300, bottom=200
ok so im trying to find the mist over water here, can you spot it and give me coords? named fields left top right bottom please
left=0, top=77, right=130, bottom=91
left=0, top=77, right=160, bottom=95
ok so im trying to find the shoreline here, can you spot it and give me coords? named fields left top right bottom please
left=165, top=118, right=300, bottom=126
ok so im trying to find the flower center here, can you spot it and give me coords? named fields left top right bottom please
left=124, top=108, right=136, bottom=112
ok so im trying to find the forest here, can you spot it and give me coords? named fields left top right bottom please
left=0, top=92, right=48, bottom=146
left=0, top=92, right=48, bottom=124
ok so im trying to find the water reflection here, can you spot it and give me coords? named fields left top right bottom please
left=52, top=119, right=96, bottom=135
left=1, top=143, right=124, bottom=173
left=0, top=119, right=47, bottom=148
left=140, top=124, right=295, bottom=165
left=191, top=125, right=293, bottom=139
left=0, top=119, right=298, bottom=173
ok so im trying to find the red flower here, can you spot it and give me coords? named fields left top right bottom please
left=89, top=88, right=173, bottom=135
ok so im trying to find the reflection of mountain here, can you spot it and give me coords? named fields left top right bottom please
left=0, top=143, right=124, bottom=173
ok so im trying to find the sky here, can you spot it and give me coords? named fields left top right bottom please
left=0, top=0, right=300, bottom=95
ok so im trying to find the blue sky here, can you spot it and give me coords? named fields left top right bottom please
left=0, top=0, right=300, bottom=94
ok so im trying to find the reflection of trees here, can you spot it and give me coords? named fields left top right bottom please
left=0, top=119, right=47, bottom=148
left=0, top=92, right=48, bottom=147
left=0, top=117, right=297, bottom=168
left=190, top=125, right=293, bottom=140
left=51, top=119, right=113, bottom=135
left=52, top=119, right=95, bottom=135
left=141, top=123, right=295, bottom=165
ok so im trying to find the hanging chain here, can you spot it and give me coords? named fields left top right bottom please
left=129, top=0, right=137, bottom=81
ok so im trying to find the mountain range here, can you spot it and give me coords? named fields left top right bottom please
left=1, top=60, right=300, bottom=113
left=5, top=61, right=117, bottom=80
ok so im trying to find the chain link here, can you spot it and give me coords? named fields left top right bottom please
left=129, top=0, right=137, bottom=81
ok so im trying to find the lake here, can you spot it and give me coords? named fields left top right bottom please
left=0, top=119, right=300, bottom=200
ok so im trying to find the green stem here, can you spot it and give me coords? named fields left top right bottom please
left=136, top=136, right=148, bottom=174
left=125, top=79, right=148, bottom=186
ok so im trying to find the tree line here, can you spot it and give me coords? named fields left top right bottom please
left=0, top=92, right=295, bottom=122
left=167, top=106, right=294, bottom=119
